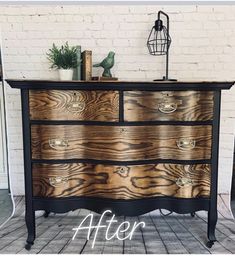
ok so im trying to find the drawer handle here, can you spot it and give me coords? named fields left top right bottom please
left=176, top=138, right=196, bottom=150
left=66, top=93, right=85, bottom=113
left=49, top=176, right=68, bottom=187
left=114, top=166, right=130, bottom=177
left=158, top=102, right=177, bottom=114
left=66, top=101, right=85, bottom=113
left=176, top=177, right=193, bottom=187
left=119, top=128, right=126, bottom=134
left=161, top=91, right=174, bottom=97
left=49, top=138, right=69, bottom=150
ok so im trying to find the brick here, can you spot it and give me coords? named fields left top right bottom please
left=52, top=6, right=64, bottom=15
left=124, top=14, right=150, bottom=23
left=72, top=15, right=83, bottom=22
left=196, top=5, right=214, bottom=13
left=7, top=16, right=24, bottom=23
left=129, top=6, right=148, bottom=14
left=112, top=6, right=129, bottom=14
left=113, top=39, right=129, bottom=47
left=103, top=22, right=119, bottom=31
left=96, top=39, right=113, bottom=46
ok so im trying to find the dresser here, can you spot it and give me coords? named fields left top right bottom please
left=6, top=79, right=234, bottom=250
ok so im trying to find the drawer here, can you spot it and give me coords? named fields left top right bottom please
left=31, top=125, right=212, bottom=161
left=32, top=163, right=211, bottom=199
left=29, top=90, right=119, bottom=121
left=124, top=91, right=214, bottom=122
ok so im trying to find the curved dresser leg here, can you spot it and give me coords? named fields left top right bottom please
left=21, top=89, right=36, bottom=251
left=206, top=208, right=217, bottom=248
left=25, top=241, right=33, bottom=251
left=43, top=211, right=50, bottom=218
left=206, top=240, right=214, bottom=248
left=25, top=209, right=35, bottom=250
left=206, top=91, right=221, bottom=248
left=206, top=89, right=220, bottom=249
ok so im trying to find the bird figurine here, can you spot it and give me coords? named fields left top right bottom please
left=93, top=51, right=115, bottom=78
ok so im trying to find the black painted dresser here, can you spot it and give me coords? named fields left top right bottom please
left=6, top=79, right=234, bottom=249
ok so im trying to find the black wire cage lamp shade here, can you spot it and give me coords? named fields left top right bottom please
left=147, top=11, right=177, bottom=81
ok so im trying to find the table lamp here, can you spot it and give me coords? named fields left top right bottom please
left=147, top=11, right=177, bottom=81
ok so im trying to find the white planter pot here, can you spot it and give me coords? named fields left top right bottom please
left=59, top=69, right=74, bottom=81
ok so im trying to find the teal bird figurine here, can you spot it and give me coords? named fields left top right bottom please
left=93, top=51, right=115, bottom=77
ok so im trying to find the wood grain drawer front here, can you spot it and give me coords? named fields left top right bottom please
left=124, top=91, right=214, bottom=121
left=31, top=125, right=212, bottom=161
left=29, top=90, right=119, bottom=121
left=32, top=163, right=211, bottom=199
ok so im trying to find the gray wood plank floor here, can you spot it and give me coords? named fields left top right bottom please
left=0, top=190, right=13, bottom=226
left=0, top=196, right=235, bottom=254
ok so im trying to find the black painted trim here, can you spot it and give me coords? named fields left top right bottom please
left=119, top=90, right=124, bottom=122
left=207, top=90, right=221, bottom=242
left=21, top=90, right=35, bottom=244
left=31, top=158, right=211, bottom=165
left=30, top=120, right=213, bottom=126
left=33, top=196, right=210, bottom=216
left=6, top=79, right=234, bottom=91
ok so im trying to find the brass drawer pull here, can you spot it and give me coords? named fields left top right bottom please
left=114, top=166, right=130, bottom=177
left=49, top=176, right=68, bottom=187
left=49, top=138, right=69, bottom=150
left=176, top=138, right=196, bottom=150
left=176, top=177, right=193, bottom=187
left=66, top=101, right=85, bottom=113
left=119, top=128, right=127, bottom=134
left=160, top=91, right=174, bottom=97
left=66, top=92, right=85, bottom=113
left=158, top=102, right=177, bottom=114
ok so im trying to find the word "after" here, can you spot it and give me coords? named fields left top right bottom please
left=72, top=210, right=146, bottom=248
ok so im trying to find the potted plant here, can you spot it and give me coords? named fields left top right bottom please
left=47, top=42, right=80, bottom=80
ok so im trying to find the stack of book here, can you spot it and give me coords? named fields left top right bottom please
left=81, top=50, right=92, bottom=81
left=73, top=46, right=92, bottom=81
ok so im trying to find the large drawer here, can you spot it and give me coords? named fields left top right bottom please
left=31, top=125, right=212, bottom=161
left=124, top=91, right=214, bottom=122
left=29, top=90, right=119, bottom=121
left=32, top=163, right=211, bottom=199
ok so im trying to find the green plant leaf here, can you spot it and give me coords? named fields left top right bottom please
left=46, top=42, right=80, bottom=69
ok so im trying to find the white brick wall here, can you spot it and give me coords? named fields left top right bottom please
left=0, top=4, right=235, bottom=196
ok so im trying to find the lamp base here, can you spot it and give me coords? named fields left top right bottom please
left=154, top=76, right=177, bottom=82
left=153, top=78, right=177, bottom=82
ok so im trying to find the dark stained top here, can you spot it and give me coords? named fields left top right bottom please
left=5, top=79, right=234, bottom=91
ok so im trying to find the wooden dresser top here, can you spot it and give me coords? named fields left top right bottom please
left=6, top=79, right=234, bottom=91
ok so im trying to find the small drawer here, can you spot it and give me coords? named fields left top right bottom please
left=124, top=91, right=214, bottom=122
left=31, top=125, right=212, bottom=161
left=32, top=163, right=211, bottom=199
left=29, top=90, right=119, bottom=121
